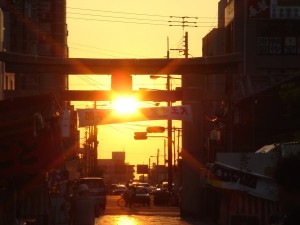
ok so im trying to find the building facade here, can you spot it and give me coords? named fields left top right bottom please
left=97, top=152, right=135, bottom=187
left=0, top=0, right=68, bottom=105
left=202, top=0, right=300, bottom=154
left=181, top=0, right=300, bottom=219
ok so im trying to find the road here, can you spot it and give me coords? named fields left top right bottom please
left=95, top=195, right=213, bottom=225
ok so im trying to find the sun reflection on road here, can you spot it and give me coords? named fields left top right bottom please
left=96, top=215, right=141, bottom=225
left=115, top=216, right=140, bottom=225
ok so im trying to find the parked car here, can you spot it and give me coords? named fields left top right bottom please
left=76, top=177, right=107, bottom=211
left=112, top=184, right=127, bottom=195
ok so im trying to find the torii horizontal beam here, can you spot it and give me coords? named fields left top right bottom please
left=61, top=90, right=184, bottom=102
left=0, top=51, right=242, bottom=75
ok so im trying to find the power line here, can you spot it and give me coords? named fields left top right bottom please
left=67, top=16, right=216, bottom=28
left=67, top=16, right=169, bottom=26
left=67, top=7, right=218, bottom=28
left=69, top=42, right=144, bottom=58
left=67, top=7, right=170, bottom=18
left=68, top=11, right=168, bottom=23
left=67, top=6, right=218, bottom=20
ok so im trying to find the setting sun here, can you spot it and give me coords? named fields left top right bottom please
left=112, top=96, right=139, bottom=114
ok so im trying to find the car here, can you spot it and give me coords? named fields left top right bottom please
left=76, top=177, right=107, bottom=211
left=155, top=181, right=174, bottom=192
left=133, top=186, right=150, bottom=206
left=111, top=184, right=127, bottom=195
left=136, top=182, right=152, bottom=194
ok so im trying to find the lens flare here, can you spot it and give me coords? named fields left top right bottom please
left=112, top=96, right=138, bottom=114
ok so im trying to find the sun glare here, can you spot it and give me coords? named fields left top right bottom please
left=112, top=96, right=139, bottom=114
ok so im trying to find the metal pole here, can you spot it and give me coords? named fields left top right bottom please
left=166, top=37, right=173, bottom=193
left=167, top=74, right=173, bottom=193
left=148, top=157, right=151, bottom=184
left=93, top=101, right=98, bottom=174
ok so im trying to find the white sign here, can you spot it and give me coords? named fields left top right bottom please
left=77, top=105, right=193, bottom=127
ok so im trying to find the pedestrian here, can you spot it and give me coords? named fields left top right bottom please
left=273, top=154, right=300, bottom=225
left=123, top=184, right=130, bottom=207
left=128, top=186, right=136, bottom=208
left=68, top=184, right=99, bottom=225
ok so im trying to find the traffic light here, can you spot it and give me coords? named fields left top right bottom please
left=134, top=132, right=147, bottom=140
left=146, top=126, right=166, bottom=133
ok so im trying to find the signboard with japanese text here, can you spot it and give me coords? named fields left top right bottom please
left=77, top=105, right=193, bottom=127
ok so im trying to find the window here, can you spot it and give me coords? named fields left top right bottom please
left=298, top=37, right=300, bottom=54
left=269, top=37, right=281, bottom=54
left=285, top=36, right=297, bottom=54
left=279, top=8, right=284, bottom=18
left=294, top=8, right=299, bottom=18
left=257, top=37, right=269, bottom=54
left=286, top=8, right=292, bottom=18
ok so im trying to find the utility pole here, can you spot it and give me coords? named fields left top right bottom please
left=170, top=32, right=189, bottom=58
left=168, top=15, right=194, bottom=58
left=167, top=36, right=173, bottom=193
left=165, top=33, right=188, bottom=193
left=184, top=32, right=189, bottom=59
left=93, top=101, right=98, bottom=174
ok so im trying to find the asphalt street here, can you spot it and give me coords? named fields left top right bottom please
left=95, top=195, right=214, bottom=225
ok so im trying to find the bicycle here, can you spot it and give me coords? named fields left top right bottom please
left=117, top=194, right=150, bottom=208
left=116, top=194, right=136, bottom=208
left=117, top=195, right=126, bottom=207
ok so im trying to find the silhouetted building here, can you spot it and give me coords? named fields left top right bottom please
left=181, top=0, right=300, bottom=219
left=201, top=0, right=300, bottom=154
left=0, top=0, right=68, bottom=105
left=97, top=152, right=135, bottom=186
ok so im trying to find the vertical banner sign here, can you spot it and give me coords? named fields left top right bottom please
left=77, top=105, right=193, bottom=127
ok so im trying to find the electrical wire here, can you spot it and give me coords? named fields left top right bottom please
left=67, top=7, right=218, bottom=28
left=67, top=16, right=169, bottom=27
left=67, top=7, right=171, bottom=18
left=69, top=42, right=144, bottom=58
left=68, top=11, right=169, bottom=23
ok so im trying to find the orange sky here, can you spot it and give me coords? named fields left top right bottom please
left=66, top=0, right=219, bottom=168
